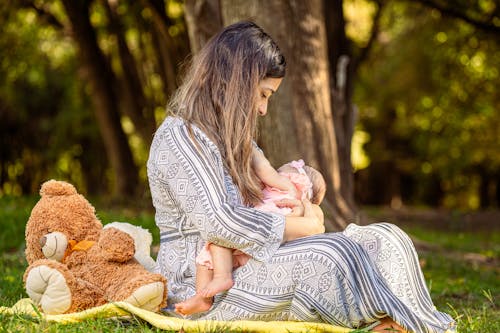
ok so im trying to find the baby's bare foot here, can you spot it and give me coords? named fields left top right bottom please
left=199, top=275, right=234, bottom=298
left=373, top=317, right=408, bottom=332
left=175, top=295, right=212, bottom=316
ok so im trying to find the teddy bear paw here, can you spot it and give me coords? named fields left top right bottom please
left=25, top=265, right=72, bottom=314
left=124, top=282, right=164, bottom=312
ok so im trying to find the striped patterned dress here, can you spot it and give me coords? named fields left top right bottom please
left=147, top=116, right=456, bottom=332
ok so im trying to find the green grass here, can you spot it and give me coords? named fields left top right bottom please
left=0, top=196, right=38, bottom=254
left=0, top=195, right=159, bottom=254
left=405, top=225, right=500, bottom=258
left=0, top=312, right=170, bottom=333
left=1, top=196, right=498, bottom=332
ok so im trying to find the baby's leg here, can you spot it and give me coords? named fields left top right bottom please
left=199, top=244, right=234, bottom=297
left=175, top=264, right=213, bottom=315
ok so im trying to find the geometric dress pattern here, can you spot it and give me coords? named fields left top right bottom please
left=147, top=116, right=456, bottom=332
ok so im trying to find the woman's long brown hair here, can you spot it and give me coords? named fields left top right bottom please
left=168, top=21, right=286, bottom=206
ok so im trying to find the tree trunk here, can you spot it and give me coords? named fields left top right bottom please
left=140, top=0, right=187, bottom=99
left=184, top=0, right=223, bottom=54
left=219, top=0, right=354, bottom=230
left=324, top=0, right=357, bottom=214
left=496, top=175, right=500, bottom=208
left=62, top=0, right=139, bottom=197
left=102, top=0, right=155, bottom=147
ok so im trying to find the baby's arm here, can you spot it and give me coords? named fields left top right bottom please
left=252, top=147, right=297, bottom=196
left=276, top=199, right=324, bottom=225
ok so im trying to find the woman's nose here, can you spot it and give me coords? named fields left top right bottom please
left=258, top=104, right=267, bottom=116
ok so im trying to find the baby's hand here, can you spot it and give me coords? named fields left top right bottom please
left=276, top=198, right=304, bottom=217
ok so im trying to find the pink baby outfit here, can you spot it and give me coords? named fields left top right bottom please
left=196, top=160, right=313, bottom=269
left=256, top=159, right=313, bottom=214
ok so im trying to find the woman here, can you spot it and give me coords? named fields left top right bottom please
left=147, top=21, right=455, bottom=332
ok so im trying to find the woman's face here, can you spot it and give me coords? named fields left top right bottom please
left=256, top=77, right=283, bottom=117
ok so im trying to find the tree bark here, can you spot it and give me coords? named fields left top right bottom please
left=102, top=0, right=155, bottom=147
left=140, top=0, right=186, bottom=98
left=219, top=0, right=354, bottom=230
left=496, top=175, right=500, bottom=208
left=184, top=0, right=223, bottom=54
left=324, top=0, right=357, bottom=214
left=62, top=0, right=139, bottom=197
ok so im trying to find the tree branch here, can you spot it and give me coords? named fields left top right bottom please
left=139, top=0, right=182, bottom=96
left=352, top=0, right=384, bottom=74
left=140, top=0, right=173, bottom=42
left=413, top=0, right=500, bottom=34
left=101, top=0, right=155, bottom=145
left=18, top=0, right=65, bottom=30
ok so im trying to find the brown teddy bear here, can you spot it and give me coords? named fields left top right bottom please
left=23, top=180, right=167, bottom=314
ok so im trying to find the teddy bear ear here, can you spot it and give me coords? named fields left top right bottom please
left=40, top=180, right=78, bottom=196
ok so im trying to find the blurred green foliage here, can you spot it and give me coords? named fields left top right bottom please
left=352, top=1, right=499, bottom=209
left=0, top=0, right=498, bottom=210
left=0, top=6, right=105, bottom=196
left=0, top=0, right=188, bottom=198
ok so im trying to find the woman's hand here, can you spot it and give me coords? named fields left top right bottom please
left=302, top=199, right=325, bottom=232
left=282, top=199, right=325, bottom=242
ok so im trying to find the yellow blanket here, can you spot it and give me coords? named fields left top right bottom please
left=0, top=298, right=356, bottom=333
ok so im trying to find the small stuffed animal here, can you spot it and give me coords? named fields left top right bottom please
left=23, top=180, right=167, bottom=314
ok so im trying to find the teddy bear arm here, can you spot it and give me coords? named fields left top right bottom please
left=98, top=227, right=135, bottom=262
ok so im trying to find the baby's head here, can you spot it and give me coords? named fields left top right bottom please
left=278, top=162, right=326, bottom=205
left=303, top=165, right=326, bottom=204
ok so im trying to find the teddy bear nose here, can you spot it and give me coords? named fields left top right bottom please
left=39, top=236, right=47, bottom=247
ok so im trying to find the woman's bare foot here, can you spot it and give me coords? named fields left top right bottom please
left=198, top=274, right=234, bottom=298
left=175, top=294, right=212, bottom=315
left=373, top=317, right=408, bottom=332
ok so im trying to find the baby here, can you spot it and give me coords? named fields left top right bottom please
left=175, top=148, right=326, bottom=315
left=257, top=159, right=326, bottom=215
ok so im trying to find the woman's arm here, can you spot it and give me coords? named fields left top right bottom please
left=150, top=123, right=284, bottom=262
left=282, top=199, right=325, bottom=242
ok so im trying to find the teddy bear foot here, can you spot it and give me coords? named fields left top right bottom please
left=124, top=282, right=165, bottom=312
left=25, top=265, right=72, bottom=314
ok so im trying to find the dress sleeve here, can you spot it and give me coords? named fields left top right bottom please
left=156, top=123, right=285, bottom=262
